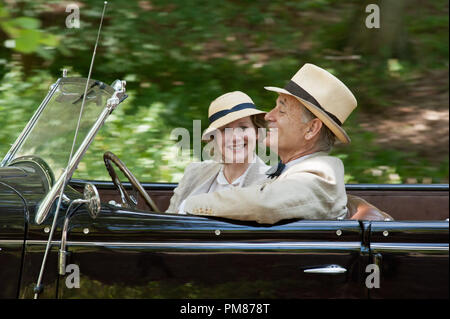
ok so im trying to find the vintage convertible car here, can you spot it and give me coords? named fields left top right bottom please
left=0, top=75, right=448, bottom=299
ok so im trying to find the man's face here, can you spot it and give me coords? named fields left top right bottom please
left=264, top=94, right=310, bottom=158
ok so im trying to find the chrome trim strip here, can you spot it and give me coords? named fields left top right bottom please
left=4, top=240, right=445, bottom=251
left=3, top=240, right=361, bottom=249
left=70, top=180, right=450, bottom=192
left=4, top=240, right=446, bottom=251
left=0, top=240, right=27, bottom=245
left=65, top=241, right=362, bottom=249
left=345, top=184, right=449, bottom=191
left=371, top=243, right=449, bottom=251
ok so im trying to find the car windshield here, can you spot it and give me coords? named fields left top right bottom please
left=9, top=77, right=115, bottom=182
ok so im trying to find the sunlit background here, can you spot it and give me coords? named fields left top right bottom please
left=0, top=0, right=448, bottom=183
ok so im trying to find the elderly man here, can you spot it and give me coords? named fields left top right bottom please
left=184, top=63, right=357, bottom=224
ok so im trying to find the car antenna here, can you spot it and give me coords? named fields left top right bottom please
left=33, top=1, right=108, bottom=299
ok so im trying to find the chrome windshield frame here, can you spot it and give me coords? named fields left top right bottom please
left=33, top=79, right=126, bottom=224
left=0, top=76, right=126, bottom=224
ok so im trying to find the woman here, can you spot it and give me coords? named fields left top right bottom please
left=166, top=91, right=269, bottom=214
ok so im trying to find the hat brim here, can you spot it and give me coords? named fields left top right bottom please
left=264, top=86, right=351, bottom=144
left=202, top=108, right=266, bottom=141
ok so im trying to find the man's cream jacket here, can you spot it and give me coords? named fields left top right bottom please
left=184, top=152, right=348, bottom=224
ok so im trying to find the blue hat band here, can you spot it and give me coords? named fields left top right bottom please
left=208, top=103, right=257, bottom=124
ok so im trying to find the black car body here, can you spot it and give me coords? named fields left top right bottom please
left=0, top=76, right=448, bottom=299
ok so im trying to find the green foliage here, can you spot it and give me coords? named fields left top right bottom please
left=333, top=117, right=421, bottom=184
left=0, top=5, right=59, bottom=54
left=0, top=62, right=55, bottom=149
left=0, top=0, right=448, bottom=183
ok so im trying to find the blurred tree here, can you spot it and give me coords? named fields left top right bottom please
left=0, top=0, right=448, bottom=183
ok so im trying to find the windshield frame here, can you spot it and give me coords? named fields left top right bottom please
left=1, top=77, right=126, bottom=224
left=2, top=78, right=115, bottom=174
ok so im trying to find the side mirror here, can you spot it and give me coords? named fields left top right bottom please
left=59, top=183, right=101, bottom=275
left=83, top=183, right=100, bottom=219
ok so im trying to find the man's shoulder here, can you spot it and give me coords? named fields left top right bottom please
left=284, top=152, right=344, bottom=176
left=301, top=151, right=342, bottom=164
left=306, top=152, right=343, bottom=165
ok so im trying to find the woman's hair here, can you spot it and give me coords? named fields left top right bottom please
left=251, top=114, right=267, bottom=130
left=207, top=114, right=266, bottom=141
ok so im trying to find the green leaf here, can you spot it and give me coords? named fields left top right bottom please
left=0, top=4, right=9, bottom=18
left=39, top=33, right=60, bottom=47
left=14, top=29, right=41, bottom=54
left=11, top=17, right=41, bottom=29
left=0, top=21, right=20, bottom=37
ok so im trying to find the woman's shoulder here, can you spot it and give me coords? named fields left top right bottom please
left=254, top=156, right=271, bottom=170
left=241, top=156, right=271, bottom=186
left=183, top=160, right=221, bottom=176
left=185, top=160, right=219, bottom=170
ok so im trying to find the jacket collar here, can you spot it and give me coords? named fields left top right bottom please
left=191, top=155, right=269, bottom=193
left=279, top=151, right=330, bottom=177
left=242, top=156, right=269, bottom=187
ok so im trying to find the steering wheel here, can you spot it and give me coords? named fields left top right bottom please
left=103, top=151, right=160, bottom=212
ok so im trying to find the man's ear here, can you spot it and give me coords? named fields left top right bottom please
left=305, top=118, right=323, bottom=140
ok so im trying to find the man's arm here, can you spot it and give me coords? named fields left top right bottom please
left=184, top=168, right=348, bottom=224
left=166, top=161, right=220, bottom=214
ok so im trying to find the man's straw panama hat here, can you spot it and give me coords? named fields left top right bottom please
left=202, top=91, right=266, bottom=141
left=264, top=63, right=357, bottom=144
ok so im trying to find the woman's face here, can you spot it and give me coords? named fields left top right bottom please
left=217, top=116, right=257, bottom=164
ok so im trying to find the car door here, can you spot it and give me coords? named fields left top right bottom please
left=1, top=163, right=61, bottom=299
left=0, top=182, right=27, bottom=298
left=56, top=206, right=369, bottom=298
left=367, top=220, right=449, bottom=298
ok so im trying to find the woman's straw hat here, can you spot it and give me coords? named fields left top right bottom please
left=202, top=91, right=266, bottom=140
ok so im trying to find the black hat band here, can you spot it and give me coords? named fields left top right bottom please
left=208, top=103, right=257, bottom=124
left=284, top=80, right=342, bottom=126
